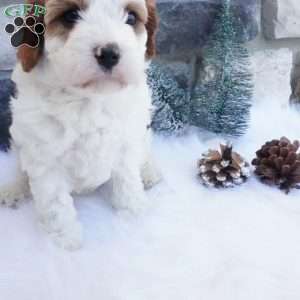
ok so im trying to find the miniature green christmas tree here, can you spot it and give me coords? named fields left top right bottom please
left=147, top=62, right=189, bottom=134
left=191, top=0, right=253, bottom=136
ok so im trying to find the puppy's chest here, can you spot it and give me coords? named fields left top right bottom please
left=63, top=129, right=118, bottom=191
left=46, top=102, right=122, bottom=189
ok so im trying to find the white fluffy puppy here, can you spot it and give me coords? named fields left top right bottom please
left=3, top=0, right=160, bottom=250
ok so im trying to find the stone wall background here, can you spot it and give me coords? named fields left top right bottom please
left=0, top=0, right=300, bottom=100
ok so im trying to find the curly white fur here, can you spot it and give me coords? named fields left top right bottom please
left=2, top=0, right=161, bottom=250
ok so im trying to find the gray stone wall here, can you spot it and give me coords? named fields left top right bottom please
left=259, top=0, right=300, bottom=103
left=156, top=0, right=258, bottom=59
left=262, top=0, right=300, bottom=40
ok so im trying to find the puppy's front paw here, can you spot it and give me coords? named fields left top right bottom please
left=1, top=195, right=20, bottom=208
left=111, top=193, right=149, bottom=215
left=51, top=222, right=83, bottom=251
left=141, top=162, right=162, bottom=190
left=0, top=181, right=29, bottom=208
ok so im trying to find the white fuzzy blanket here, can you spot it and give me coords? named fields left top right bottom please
left=1, top=49, right=300, bottom=300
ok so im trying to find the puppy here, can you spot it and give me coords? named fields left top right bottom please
left=2, top=0, right=160, bottom=250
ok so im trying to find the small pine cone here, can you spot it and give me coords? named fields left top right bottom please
left=197, top=143, right=250, bottom=188
left=252, top=137, right=300, bottom=193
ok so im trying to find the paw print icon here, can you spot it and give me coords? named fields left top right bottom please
left=5, top=16, right=45, bottom=48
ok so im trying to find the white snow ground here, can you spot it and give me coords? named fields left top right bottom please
left=1, top=49, right=300, bottom=300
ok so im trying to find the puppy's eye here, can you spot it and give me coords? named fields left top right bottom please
left=126, top=11, right=137, bottom=26
left=62, top=9, right=81, bottom=25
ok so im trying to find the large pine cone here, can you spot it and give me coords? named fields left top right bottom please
left=252, top=137, right=300, bottom=193
left=198, top=144, right=251, bottom=188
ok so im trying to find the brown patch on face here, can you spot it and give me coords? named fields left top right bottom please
left=17, top=0, right=45, bottom=72
left=126, top=2, right=147, bottom=24
left=45, top=0, right=87, bottom=39
left=145, top=0, right=158, bottom=59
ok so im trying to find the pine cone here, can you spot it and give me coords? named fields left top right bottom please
left=252, top=137, right=300, bottom=193
left=198, top=144, right=251, bottom=188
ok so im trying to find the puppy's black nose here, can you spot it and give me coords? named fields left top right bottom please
left=95, top=44, right=120, bottom=71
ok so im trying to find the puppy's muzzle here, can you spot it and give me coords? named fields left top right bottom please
left=95, top=44, right=120, bottom=71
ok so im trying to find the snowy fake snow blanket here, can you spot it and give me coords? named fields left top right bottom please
left=0, top=49, right=300, bottom=300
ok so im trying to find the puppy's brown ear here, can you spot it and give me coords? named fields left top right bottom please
left=145, top=0, right=158, bottom=59
left=17, top=0, right=45, bottom=72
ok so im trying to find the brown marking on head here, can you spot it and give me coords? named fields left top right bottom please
left=17, top=0, right=45, bottom=72
left=126, top=1, right=148, bottom=25
left=145, top=0, right=158, bottom=58
left=17, top=0, right=88, bottom=72
left=45, top=0, right=88, bottom=39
